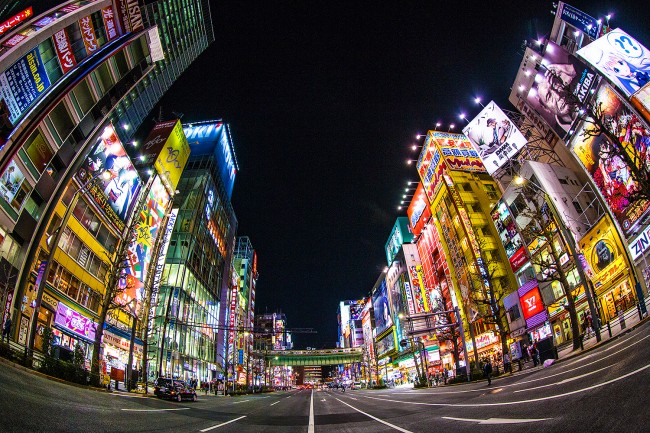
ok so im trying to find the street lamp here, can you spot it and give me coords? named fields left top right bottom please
left=514, top=175, right=601, bottom=342
left=27, top=169, right=111, bottom=356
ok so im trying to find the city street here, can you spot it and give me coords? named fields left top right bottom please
left=1, top=320, right=648, bottom=433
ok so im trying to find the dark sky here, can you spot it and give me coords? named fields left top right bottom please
left=157, top=0, right=650, bottom=348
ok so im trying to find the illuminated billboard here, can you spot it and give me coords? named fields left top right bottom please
left=577, top=28, right=650, bottom=97
left=53, top=29, right=76, bottom=74
left=427, top=131, right=485, bottom=173
left=372, top=280, right=393, bottom=336
left=463, top=101, right=528, bottom=174
left=0, top=160, right=26, bottom=209
left=570, top=84, right=650, bottom=236
left=141, top=119, right=191, bottom=194
left=526, top=42, right=597, bottom=137
left=559, top=3, right=599, bottom=39
left=79, top=15, right=99, bottom=55
left=78, top=125, right=141, bottom=227
left=385, top=217, right=413, bottom=265
left=0, top=48, right=52, bottom=124
left=183, top=121, right=238, bottom=200
left=125, top=175, right=170, bottom=287
left=517, top=280, right=548, bottom=328
left=0, top=7, right=33, bottom=36
left=406, top=182, right=430, bottom=236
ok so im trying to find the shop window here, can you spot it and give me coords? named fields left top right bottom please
left=68, top=277, right=80, bottom=301
left=24, top=130, right=55, bottom=173
left=97, top=262, right=108, bottom=282
left=58, top=268, right=72, bottom=294
left=48, top=102, right=75, bottom=143
left=72, top=79, right=96, bottom=115
left=68, top=235, right=82, bottom=260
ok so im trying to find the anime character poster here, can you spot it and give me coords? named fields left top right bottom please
left=570, top=84, right=650, bottom=236
left=372, top=280, right=393, bottom=336
left=78, top=125, right=141, bottom=222
left=577, top=28, right=650, bottom=98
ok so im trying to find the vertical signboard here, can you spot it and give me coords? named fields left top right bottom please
left=116, top=0, right=144, bottom=34
left=141, top=120, right=191, bottom=195
left=53, top=29, right=76, bottom=74
left=79, top=16, right=99, bottom=55
left=102, top=7, right=118, bottom=41
left=0, top=7, right=33, bottom=36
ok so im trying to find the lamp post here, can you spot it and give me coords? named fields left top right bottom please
left=27, top=169, right=110, bottom=357
left=515, top=176, right=601, bottom=342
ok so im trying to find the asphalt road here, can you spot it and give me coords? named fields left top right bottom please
left=1, top=320, right=649, bottom=433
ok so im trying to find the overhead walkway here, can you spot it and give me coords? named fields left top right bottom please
left=255, top=347, right=363, bottom=366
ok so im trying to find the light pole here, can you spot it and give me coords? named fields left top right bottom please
left=27, top=169, right=110, bottom=357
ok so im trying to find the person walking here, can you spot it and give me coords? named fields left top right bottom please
left=483, top=359, right=493, bottom=385
left=2, top=316, right=11, bottom=344
left=503, top=352, right=511, bottom=373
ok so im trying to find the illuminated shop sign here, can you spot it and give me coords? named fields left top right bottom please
left=372, top=280, right=393, bottom=336
left=55, top=303, right=96, bottom=341
left=630, top=224, right=650, bottom=260
left=147, top=209, right=177, bottom=333
left=0, top=48, right=52, bottom=124
left=116, top=0, right=144, bottom=33
left=0, top=7, right=33, bottom=36
left=517, top=280, right=548, bottom=328
left=428, top=131, right=486, bottom=173
left=559, top=3, right=599, bottom=39
left=406, top=183, right=430, bottom=236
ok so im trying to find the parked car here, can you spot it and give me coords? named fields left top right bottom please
left=154, top=378, right=198, bottom=402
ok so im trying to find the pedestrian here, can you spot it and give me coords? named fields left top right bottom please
left=503, top=352, right=511, bottom=373
left=443, top=368, right=448, bottom=385
left=2, top=316, right=11, bottom=344
left=532, top=343, right=540, bottom=367
left=483, top=359, right=493, bottom=385
left=585, top=311, right=594, bottom=338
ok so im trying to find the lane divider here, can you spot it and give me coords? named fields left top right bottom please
left=199, top=415, right=247, bottom=432
left=333, top=396, right=413, bottom=433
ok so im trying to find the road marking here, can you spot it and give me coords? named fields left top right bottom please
left=308, top=390, right=315, bottom=433
left=233, top=399, right=250, bottom=404
left=270, top=401, right=279, bottom=406
left=110, top=393, right=148, bottom=398
left=199, top=416, right=247, bottom=432
left=514, top=364, right=615, bottom=393
left=350, top=397, right=358, bottom=400
left=121, top=408, right=190, bottom=412
left=360, top=363, right=650, bottom=407
left=443, top=416, right=550, bottom=424
left=334, top=397, right=413, bottom=432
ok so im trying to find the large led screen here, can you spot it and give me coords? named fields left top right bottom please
left=577, top=28, right=650, bottom=97
left=372, top=280, right=393, bottom=336
left=527, top=42, right=597, bottom=137
left=463, top=101, right=528, bottom=174
left=570, top=84, right=650, bottom=236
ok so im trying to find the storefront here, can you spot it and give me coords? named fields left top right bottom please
left=51, top=301, right=96, bottom=364
left=102, top=325, right=143, bottom=383
left=467, top=331, right=501, bottom=365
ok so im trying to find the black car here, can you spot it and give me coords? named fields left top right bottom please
left=154, top=378, right=198, bottom=402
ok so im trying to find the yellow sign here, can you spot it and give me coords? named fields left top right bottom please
left=41, top=291, right=58, bottom=310
left=155, top=120, right=190, bottom=193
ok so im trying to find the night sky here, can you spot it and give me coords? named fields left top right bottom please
left=155, top=0, right=650, bottom=348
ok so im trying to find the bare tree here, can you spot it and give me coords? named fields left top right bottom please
left=516, top=185, right=582, bottom=350
left=464, top=237, right=512, bottom=363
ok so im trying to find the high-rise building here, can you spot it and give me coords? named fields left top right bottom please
left=0, top=0, right=215, bottom=376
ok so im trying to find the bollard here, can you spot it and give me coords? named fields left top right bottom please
left=607, top=321, right=612, bottom=338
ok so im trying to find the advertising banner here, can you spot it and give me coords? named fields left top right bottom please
left=417, top=143, right=445, bottom=203
left=55, top=303, right=96, bottom=341
left=463, top=101, right=528, bottom=174
left=102, top=7, right=118, bottom=41
left=0, top=48, right=52, bottom=124
left=372, top=280, right=393, bottom=336
left=0, top=159, right=26, bottom=206
left=570, top=84, right=650, bottom=236
left=53, top=29, right=76, bottom=74
left=385, top=217, right=412, bottom=265
left=147, top=209, right=177, bottom=332
left=526, top=42, right=597, bottom=137
left=517, top=280, right=548, bottom=328
left=491, top=200, right=527, bottom=272
left=375, top=330, right=396, bottom=358
left=142, top=120, right=190, bottom=194
left=577, top=28, right=650, bottom=97
left=631, top=83, right=650, bottom=123
left=78, top=125, right=141, bottom=226
left=79, top=16, right=99, bottom=55
left=559, top=3, right=599, bottom=39
left=406, top=182, right=430, bottom=236
left=183, top=122, right=237, bottom=200
left=428, top=132, right=486, bottom=173
left=0, top=7, right=32, bottom=36
left=126, top=175, right=170, bottom=287
left=115, top=0, right=144, bottom=34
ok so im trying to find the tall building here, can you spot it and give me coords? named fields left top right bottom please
left=0, top=0, right=215, bottom=377
left=337, top=299, right=364, bottom=349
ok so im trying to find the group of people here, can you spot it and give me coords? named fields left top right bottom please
left=427, top=369, right=449, bottom=386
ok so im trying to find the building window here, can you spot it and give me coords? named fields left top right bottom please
left=48, top=101, right=75, bottom=143
left=24, top=129, right=55, bottom=174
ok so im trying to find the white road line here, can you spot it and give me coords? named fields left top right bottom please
left=360, top=363, right=650, bottom=407
left=270, top=401, right=279, bottom=406
left=442, top=416, right=550, bottom=424
left=232, top=399, right=249, bottom=404
left=308, top=389, right=315, bottom=433
left=334, top=397, right=413, bottom=432
left=199, top=416, right=247, bottom=432
left=121, top=408, right=190, bottom=412
left=513, top=364, right=615, bottom=393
